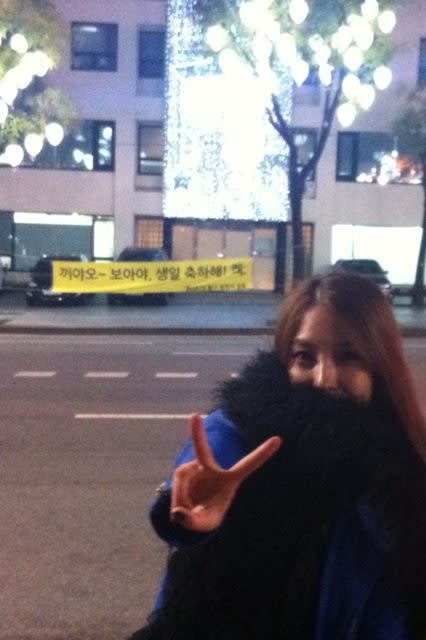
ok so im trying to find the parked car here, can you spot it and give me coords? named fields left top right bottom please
left=26, top=255, right=93, bottom=306
left=107, top=246, right=170, bottom=306
left=333, top=258, right=394, bottom=299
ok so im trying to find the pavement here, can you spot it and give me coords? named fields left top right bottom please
left=0, top=289, right=426, bottom=335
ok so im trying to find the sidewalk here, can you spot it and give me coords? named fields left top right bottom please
left=0, top=291, right=425, bottom=336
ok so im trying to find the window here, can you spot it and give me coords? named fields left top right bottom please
left=135, top=217, right=164, bottom=248
left=137, top=123, right=164, bottom=190
left=138, top=29, right=165, bottom=78
left=71, top=22, right=118, bottom=71
left=419, top=38, right=426, bottom=86
left=336, top=132, right=358, bottom=181
left=1, top=121, right=115, bottom=172
left=337, top=132, right=423, bottom=185
left=43, top=120, right=115, bottom=171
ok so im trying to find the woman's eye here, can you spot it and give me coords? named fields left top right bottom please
left=291, top=350, right=315, bottom=366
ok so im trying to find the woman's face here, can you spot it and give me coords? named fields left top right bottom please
left=288, top=303, right=373, bottom=404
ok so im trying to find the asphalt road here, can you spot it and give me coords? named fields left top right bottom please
left=0, top=333, right=425, bottom=639
left=0, top=333, right=270, bottom=640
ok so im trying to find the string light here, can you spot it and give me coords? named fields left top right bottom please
left=10, top=33, right=28, bottom=54
left=164, top=0, right=397, bottom=210
left=288, top=0, right=309, bottom=25
left=164, top=0, right=291, bottom=222
left=361, top=0, right=379, bottom=21
left=377, top=10, right=397, bottom=34
left=5, top=143, right=24, bottom=167
left=24, top=133, right=44, bottom=158
left=336, top=103, right=357, bottom=128
left=205, top=25, right=228, bottom=52
left=0, top=30, right=60, bottom=167
left=45, top=122, right=64, bottom=146
left=373, top=65, right=392, bottom=90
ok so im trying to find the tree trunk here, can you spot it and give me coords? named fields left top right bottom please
left=412, top=156, right=426, bottom=307
left=289, top=170, right=306, bottom=283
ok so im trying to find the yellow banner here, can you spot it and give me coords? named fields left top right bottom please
left=52, top=257, right=253, bottom=294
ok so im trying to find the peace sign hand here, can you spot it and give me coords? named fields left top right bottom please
left=170, top=413, right=282, bottom=533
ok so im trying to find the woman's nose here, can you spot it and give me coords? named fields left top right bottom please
left=313, top=357, right=339, bottom=391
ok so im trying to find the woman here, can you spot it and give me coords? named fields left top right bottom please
left=130, top=272, right=426, bottom=640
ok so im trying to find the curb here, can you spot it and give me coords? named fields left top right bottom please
left=0, top=324, right=424, bottom=337
left=0, top=325, right=276, bottom=336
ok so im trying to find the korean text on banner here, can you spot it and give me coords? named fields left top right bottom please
left=52, top=257, right=253, bottom=294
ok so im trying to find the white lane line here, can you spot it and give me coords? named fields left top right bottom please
left=0, top=337, right=154, bottom=345
left=155, top=372, right=198, bottom=379
left=14, top=371, right=56, bottom=378
left=75, top=413, right=204, bottom=420
left=172, top=351, right=250, bottom=356
left=230, top=372, right=240, bottom=378
left=84, top=371, right=129, bottom=378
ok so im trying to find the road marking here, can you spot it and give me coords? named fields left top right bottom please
left=75, top=413, right=205, bottom=420
left=0, top=336, right=154, bottom=345
left=84, top=371, right=129, bottom=378
left=230, top=372, right=240, bottom=378
left=14, top=371, right=56, bottom=378
left=155, top=372, right=198, bottom=379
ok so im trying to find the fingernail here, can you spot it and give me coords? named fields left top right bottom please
left=171, top=509, right=185, bottom=524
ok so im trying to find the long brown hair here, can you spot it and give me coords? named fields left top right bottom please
left=274, top=272, right=426, bottom=461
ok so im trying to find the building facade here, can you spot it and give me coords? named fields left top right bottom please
left=0, top=0, right=424, bottom=290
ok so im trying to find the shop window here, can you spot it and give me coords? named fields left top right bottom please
left=71, top=22, right=118, bottom=71
left=12, top=212, right=93, bottom=271
left=138, top=29, right=165, bottom=79
left=419, top=38, right=426, bottom=85
left=2, top=121, right=115, bottom=171
left=136, top=123, right=164, bottom=189
left=135, top=217, right=164, bottom=248
left=336, top=132, right=423, bottom=185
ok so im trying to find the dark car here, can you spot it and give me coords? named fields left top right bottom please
left=333, top=259, right=393, bottom=299
left=107, top=246, right=169, bottom=306
left=26, top=255, right=93, bottom=306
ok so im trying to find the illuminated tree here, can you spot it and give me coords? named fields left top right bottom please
left=393, top=89, right=426, bottom=307
left=198, top=0, right=398, bottom=281
left=0, top=0, right=73, bottom=167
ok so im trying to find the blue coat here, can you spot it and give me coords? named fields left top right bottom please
left=151, top=409, right=410, bottom=640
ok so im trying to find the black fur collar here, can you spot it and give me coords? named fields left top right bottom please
left=132, top=351, right=426, bottom=640
left=215, top=350, right=426, bottom=638
left=215, top=350, right=413, bottom=515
